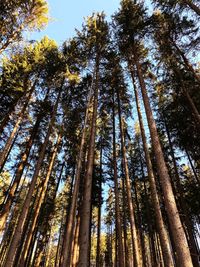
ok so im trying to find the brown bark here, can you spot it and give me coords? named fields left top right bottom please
left=18, top=133, right=61, bottom=267
left=0, top=112, right=42, bottom=233
left=77, top=56, right=99, bottom=267
left=121, top=169, right=130, bottom=267
left=0, top=76, right=30, bottom=136
left=96, top=144, right=102, bottom=267
left=183, top=88, right=200, bottom=127
left=3, top=85, right=62, bottom=267
left=129, top=68, right=174, bottom=267
left=59, top=78, right=93, bottom=267
left=163, top=115, right=200, bottom=267
left=112, top=92, right=125, bottom=267
left=116, top=87, right=142, bottom=267
left=185, top=149, right=200, bottom=184
left=71, top=216, right=81, bottom=267
left=134, top=179, right=148, bottom=267
left=0, top=79, right=36, bottom=169
left=0, top=125, right=19, bottom=173
left=133, top=53, right=193, bottom=267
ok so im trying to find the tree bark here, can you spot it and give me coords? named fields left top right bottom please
left=78, top=55, right=99, bottom=267
left=18, top=133, right=61, bottom=267
left=59, top=76, right=93, bottom=267
left=112, top=91, right=125, bottom=267
left=96, top=144, right=102, bottom=267
left=116, top=87, right=142, bottom=267
left=133, top=53, right=193, bottom=267
left=163, top=114, right=200, bottom=267
left=183, top=0, right=200, bottom=16
left=129, top=68, right=174, bottom=267
left=3, top=84, right=62, bottom=267
left=0, top=79, right=36, bottom=169
left=0, top=112, right=42, bottom=233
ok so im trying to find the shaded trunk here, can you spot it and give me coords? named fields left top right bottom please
left=3, top=85, right=62, bottom=267
left=129, top=68, right=174, bottom=267
left=0, top=111, right=42, bottom=233
left=134, top=179, right=148, bottom=267
left=59, top=77, right=93, bottom=267
left=185, top=149, right=200, bottom=184
left=171, top=39, right=200, bottom=84
left=183, top=88, right=200, bottom=127
left=116, top=87, right=141, bottom=267
left=183, top=0, right=200, bottom=16
left=133, top=53, right=193, bottom=267
left=18, top=133, right=61, bottom=267
left=0, top=80, right=36, bottom=169
left=78, top=55, right=99, bottom=267
left=0, top=124, right=20, bottom=173
left=71, top=213, right=81, bottom=267
left=96, top=144, right=102, bottom=267
left=163, top=115, right=200, bottom=267
left=112, top=91, right=125, bottom=267
left=121, top=168, right=130, bottom=267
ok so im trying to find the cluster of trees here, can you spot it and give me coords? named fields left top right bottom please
left=0, top=0, right=200, bottom=266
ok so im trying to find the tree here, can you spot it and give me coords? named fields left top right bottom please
left=0, top=0, right=49, bottom=54
left=113, top=1, right=193, bottom=266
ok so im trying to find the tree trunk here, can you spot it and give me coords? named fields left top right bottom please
left=71, top=215, right=81, bottom=267
left=163, top=114, right=200, bottom=267
left=183, top=0, right=200, bottom=16
left=116, top=87, right=142, bottom=267
left=78, top=55, right=99, bottom=267
left=130, top=68, right=174, bottom=267
left=18, top=133, right=61, bottom=267
left=171, top=39, right=200, bottom=84
left=3, top=84, right=62, bottom=267
left=121, top=167, right=130, bottom=267
left=133, top=53, right=193, bottom=267
left=183, top=88, right=200, bottom=127
left=134, top=179, right=148, bottom=267
left=96, top=144, right=102, bottom=267
left=0, top=124, right=20, bottom=173
left=0, top=79, right=36, bottom=169
left=0, top=112, right=42, bottom=233
left=185, top=149, right=200, bottom=184
left=112, top=91, right=125, bottom=267
left=59, top=77, right=93, bottom=267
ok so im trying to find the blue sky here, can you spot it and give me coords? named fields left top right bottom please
left=29, top=0, right=121, bottom=45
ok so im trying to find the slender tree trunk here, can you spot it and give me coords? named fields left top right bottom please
left=59, top=77, right=93, bottom=267
left=132, top=53, right=193, bottom=267
left=116, top=87, right=141, bottom=267
left=18, top=133, right=61, bottom=267
left=130, top=69, right=174, bottom=267
left=0, top=79, right=36, bottom=169
left=171, top=39, right=200, bottom=83
left=0, top=124, right=20, bottom=173
left=0, top=112, right=42, bottom=233
left=0, top=75, right=31, bottom=136
left=71, top=215, right=81, bottom=267
left=121, top=168, right=130, bottom=267
left=0, top=22, right=26, bottom=54
left=183, top=0, right=200, bottom=16
left=183, top=88, right=200, bottom=127
left=3, top=85, right=62, bottom=267
left=163, top=114, right=200, bottom=267
left=78, top=55, right=99, bottom=267
left=112, top=91, right=125, bottom=267
left=134, top=179, right=148, bottom=267
left=185, top=149, right=199, bottom=183
left=96, top=144, right=102, bottom=267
